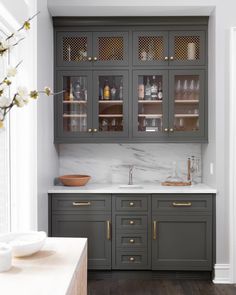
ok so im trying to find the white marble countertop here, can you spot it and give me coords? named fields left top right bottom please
left=48, top=183, right=217, bottom=194
left=0, top=237, right=87, bottom=295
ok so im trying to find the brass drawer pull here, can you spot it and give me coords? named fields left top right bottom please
left=129, top=239, right=135, bottom=243
left=72, top=201, right=91, bottom=206
left=172, top=202, right=192, bottom=207
left=129, top=220, right=135, bottom=225
left=129, top=202, right=134, bottom=206
left=129, top=257, right=135, bottom=262
left=106, top=220, right=111, bottom=240
left=153, top=220, right=157, bottom=240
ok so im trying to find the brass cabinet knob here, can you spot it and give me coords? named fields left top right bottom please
left=88, top=128, right=92, bottom=132
left=129, top=202, right=134, bottom=206
left=164, top=128, right=168, bottom=132
left=129, top=257, right=135, bottom=261
left=129, top=220, right=134, bottom=225
left=93, top=57, right=98, bottom=61
left=87, top=57, right=92, bottom=61
left=169, top=128, right=174, bottom=132
left=164, top=56, right=169, bottom=61
left=93, top=128, right=98, bottom=132
left=129, top=239, right=135, bottom=243
left=170, top=56, right=174, bottom=60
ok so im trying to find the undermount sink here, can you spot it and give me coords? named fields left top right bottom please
left=119, top=184, right=143, bottom=189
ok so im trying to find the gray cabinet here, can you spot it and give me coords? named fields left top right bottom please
left=49, top=194, right=112, bottom=270
left=54, top=18, right=208, bottom=143
left=49, top=192, right=214, bottom=271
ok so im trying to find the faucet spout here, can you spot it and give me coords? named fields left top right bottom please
left=128, top=165, right=134, bottom=185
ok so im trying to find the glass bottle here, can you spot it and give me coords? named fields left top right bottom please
left=138, top=83, right=144, bottom=100
left=144, top=77, right=151, bottom=100
left=110, top=79, right=117, bottom=100
left=103, top=80, right=110, bottom=100
left=157, top=81, right=163, bottom=100
left=73, top=81, right=81, bottom=100
left=69, top=82, right=74, bottom=100
left=119, top=79, right=123, bottom=100
left=151, top=76, right=158, bottom=100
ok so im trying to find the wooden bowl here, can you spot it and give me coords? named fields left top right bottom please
left=59, top=175, right=91, bottom=186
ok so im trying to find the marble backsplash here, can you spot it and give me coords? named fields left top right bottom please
left=59, top=144, right=202, bottom=184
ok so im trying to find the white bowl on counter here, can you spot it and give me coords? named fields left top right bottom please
left=0, top=231, right=47, bottom=257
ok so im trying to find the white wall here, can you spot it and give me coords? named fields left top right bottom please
left=37, top=0, right=59, bottom=232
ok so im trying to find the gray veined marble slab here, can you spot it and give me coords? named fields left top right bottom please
left=59, top=143, right=202, bottom=184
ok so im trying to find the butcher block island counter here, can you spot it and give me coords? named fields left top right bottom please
left=0, top=238, right=87, bottom=295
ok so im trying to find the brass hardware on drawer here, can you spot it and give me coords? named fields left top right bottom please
left=72, top=201, right=91, bottom=206
left=129, top=239, right=135, bottom=243
left=170, top=56, right=174, bottom=60
left=153, top=220, right=157, bottom=240
left=164, top=128, right=168, bottom=132
left=88, top=128, right=92, bottom=132
left=87, top=57, right=92, bottom=61
left=172, top=202, right=192, bottom=207
left=129, top=202, right=134, bottom=206
left=106, top=220, right=111, bottom=240
left=93, top=128, right=98, bottom=132
left=129, top=220, right=135, bottom=225
left=164, top=56, right=169, bottom=61
left=93, top=57, right=98, bottom=61
left=169, top=128, right=174, bottom=132
left=129, top=257, right=135, bottom=261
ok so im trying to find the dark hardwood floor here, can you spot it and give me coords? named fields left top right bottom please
left=88, top=279, right=236, bottom=295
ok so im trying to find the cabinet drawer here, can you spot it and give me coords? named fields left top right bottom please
left=116, top=232, right=147, bottom=249
left=114, top=195, right=148, bottom=212
left=152, top=195, right=212, bottom=214
left=52, top=194, right=111, bottom=212
left=115, top=251, right=149, bottom=269
left=116, top=215, right=147, bottom=230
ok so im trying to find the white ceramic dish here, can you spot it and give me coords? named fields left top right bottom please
left=0, top=231, right=46, bottom=257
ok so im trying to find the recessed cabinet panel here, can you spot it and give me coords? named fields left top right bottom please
left=133, top=31, right=168, bottom=66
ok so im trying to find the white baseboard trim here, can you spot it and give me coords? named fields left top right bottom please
left=213, top=264, right=231, bottom=284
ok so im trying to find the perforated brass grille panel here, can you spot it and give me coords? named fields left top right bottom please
left=138, top=36, right=164, bottom=61
left=98, top=37, right=124, bottom=61
left=174, top=36, right=200, bottom=61
left=63, top=37, right=88, bottom=62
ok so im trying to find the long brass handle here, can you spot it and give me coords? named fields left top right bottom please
left=172, top=202, right=192, bottom=207
left=106, top=220, right=111, bottom=240
left=72, top=201, right=91, bottom=206
left=153, top=220, right=157, bottom=240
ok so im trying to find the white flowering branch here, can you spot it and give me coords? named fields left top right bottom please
left=0, top=12, right=63, bottom=129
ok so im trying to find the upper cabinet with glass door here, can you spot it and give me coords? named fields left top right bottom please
left=56, top=31, right=129, bottom=67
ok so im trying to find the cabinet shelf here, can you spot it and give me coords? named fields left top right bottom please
left=138, top=100, right=163, bottom=104
left=174, top=114, right=199, bottom=118
left=174, top=100, right=199, bottom=103
left=63, top=114, right=87, bottom=118
left=99, top=100, right=123, bottom=104
left=63, top=100, right=87, bottom=104
left=138, top=114, right=162, bottom=118
left=99, top=114, right=123, bottom=118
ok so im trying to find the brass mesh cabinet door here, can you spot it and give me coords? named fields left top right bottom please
left=93, top=32, right=129, bottom=66
left=56, top=32, right=93, bottom=67
left=169, top=31, right=206, bottom=66
left=133, top=31, right=169, bottom=66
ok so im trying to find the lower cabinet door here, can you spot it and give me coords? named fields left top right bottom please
left=52, top=214, right=111, bottom=269
left=152, top=215, right=212, bottom=270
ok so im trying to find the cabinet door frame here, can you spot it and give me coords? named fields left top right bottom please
left=93, top=31, right=129, bottom=67
left=55, top=70, right=93, bottom=140
left=93, top=70, right=129, bottom=138
left=56, top=32, right=93, bottom=67
left=133, top=31, right=169, bottom=66
left=52, top=213, right=112, bottom=270
left=169, top=30, right=206, bottom=66
left=168, top=69, right=206, bottom=140
left=152, top=214, right=212, bottom=270
left=132, top=69, right=169, bottom=139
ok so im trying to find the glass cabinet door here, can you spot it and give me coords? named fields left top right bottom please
left=93, top=71, right=128, bottom=137
left=93, top=32, right=129, bottom=66
left=133, top=32, right=169, bottom=66
left=169, top=31, right=205, bottom=66
left=55, top=71, right=93, bottom=139
left=169, top=70, right=205, bottom=137
left=133, top=70, right=168, bottom=138
left=56, top=32, right=93, bottom=67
